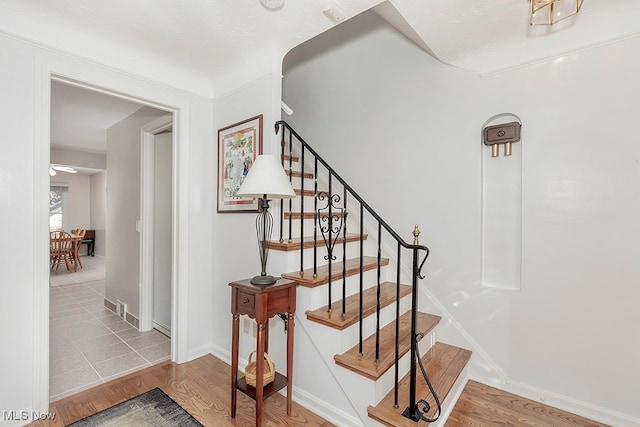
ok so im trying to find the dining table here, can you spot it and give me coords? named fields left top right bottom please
left=69, top=233, right=83, bottom=271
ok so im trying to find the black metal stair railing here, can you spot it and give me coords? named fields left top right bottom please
left=275, top=120, right=430, bottom=418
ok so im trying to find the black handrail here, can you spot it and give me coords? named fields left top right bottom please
left=276, top=121, right=429, bottom=253
left=275, top=120, right=430, bottom=420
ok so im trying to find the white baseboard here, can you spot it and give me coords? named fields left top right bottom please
left=292, top=386, right=363, bottom=427
left=185, top=344, right=216, bottom=363
left=209, top=344, right=231, bottom=365
left=500, top=379, right=640, bottom=427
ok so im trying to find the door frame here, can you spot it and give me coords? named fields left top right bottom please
left=140, top=115, right=174, bottom=335
left=34, top=62, right=190, bottom=411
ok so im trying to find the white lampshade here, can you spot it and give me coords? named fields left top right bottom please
left=236, top=155, right=296, bottom=199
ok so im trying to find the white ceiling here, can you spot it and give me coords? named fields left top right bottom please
left=51, top=81, right=143, bottom=154
left=4, top=0, right=639, bottom=159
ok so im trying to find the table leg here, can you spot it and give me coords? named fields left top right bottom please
left=287, top=312, right=294, bottom=415
left=74, top=240, right=82, bottom=270
left=255, top=321, right=266, bottom=427
left=231, top=313, right=239, bottom=418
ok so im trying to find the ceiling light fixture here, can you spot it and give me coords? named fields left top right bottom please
left=529, top=0, right=583, bottom=25
left=50, top=164, right=77, bottom=176
left=260, top=0, right=284, bottom=10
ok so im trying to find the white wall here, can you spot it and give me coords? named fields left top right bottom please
left=283, top=11, right=640, bottom=425
left=90, top=170, right=107, bottom=257
left=0, top=32, right=37, bottom=427
left=0, top=30, right=214, bottom=424
left=210, top=74, right=283, bottom=361
left=50, top=147, right=106, bottom=170
left=50, top=170, right=91, bottom=231
left=106, top=106, right=168, bottom=318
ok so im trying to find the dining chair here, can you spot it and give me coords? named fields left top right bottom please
left=50, top=231, right=75, bottom=272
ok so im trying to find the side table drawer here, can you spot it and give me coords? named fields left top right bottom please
left=237, top=291, right=255, bottom=316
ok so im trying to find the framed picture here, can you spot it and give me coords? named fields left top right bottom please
left=217, top=114, right=263, bottom=213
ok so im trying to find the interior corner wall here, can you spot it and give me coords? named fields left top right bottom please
left=90, top=170, right=107, bottom=257
left=210, top=74, right=281, bottom=358
left=282, top=10, right=640, bottom=422
left=105, top=106, right=168, bottom=318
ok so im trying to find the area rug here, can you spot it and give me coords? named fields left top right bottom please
left=68, top=388, right=203, bottom=426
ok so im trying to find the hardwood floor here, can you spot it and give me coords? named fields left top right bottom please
left=30, top=354, right=335, bottom=427
left=447, top=380, right=609, bottom=427
left=29, top=355, right=609, bottom=427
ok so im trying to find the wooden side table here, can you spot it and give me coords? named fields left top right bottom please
left=230, top=278, right=297, bottom=426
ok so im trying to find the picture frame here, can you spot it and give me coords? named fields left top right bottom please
left=217, top=114, right=263, bottom=213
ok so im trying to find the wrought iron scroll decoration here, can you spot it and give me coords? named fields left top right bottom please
left=317, top=192, right=345, bottom=261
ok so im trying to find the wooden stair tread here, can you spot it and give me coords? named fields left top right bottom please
left=294, top=188, right=319, bottom=197
left=367, top=342, right=472, bottom=426
left=304, top=280, right=408, bottom=330
left=285, top=169, right=314, bottom=179
left=294, top=188, right=329, bottom=197
left=284, top=211, right=346, bottom=220
left=282, top=154, right=299, bottom=162
left=268, top=233, right=368, bottom=251
left=282, top=256, right=389, bottom=288
left=334, top=311, right=441, bottom=380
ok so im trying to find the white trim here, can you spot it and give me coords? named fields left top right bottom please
left=34, top=59, right=192, bottom=411
left=50, top=74, right=174, bottom=116
left=139, top=115, right=173, bottom=333
left=501, top=379, right=640, bottom=427
left=32, top=57, right=50, bottom=415
left=0, top=28, right=213, bottom=99
left=172, top=106, right=190, bottom=363
left=292, top=387, right=363, bottom=427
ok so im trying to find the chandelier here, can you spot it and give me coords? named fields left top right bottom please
left=529, top=0, right=583, bottom=25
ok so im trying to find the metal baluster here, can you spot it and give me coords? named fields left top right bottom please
left=405, top=226, right=421, bottom=420
left=279, top=128, right=285, bottom=243
left=375, top=221, right=381, bottom=362
left=300, top=145, right=305, bottom=273
left=342, top=188, right=347, bottom=318
left=288, top=130, right=293, bottom=243
left=394, top=242, right=401, bottom=408
left=358, top=203, right=364, bottom=356
left=327, top=174, right=333, bottom=312
left=313, top=157, right=318, bottom=278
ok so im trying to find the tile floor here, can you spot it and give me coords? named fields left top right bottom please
left=50, top=268, right=171, bottom=401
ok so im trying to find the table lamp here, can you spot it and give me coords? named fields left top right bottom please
left=236, top=154, right=296, bottom=285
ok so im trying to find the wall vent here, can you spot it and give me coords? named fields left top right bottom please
left=116, top=300, right=127, bottom=318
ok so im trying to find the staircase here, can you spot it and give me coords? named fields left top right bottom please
left=270, top=121, right=472, bottom=426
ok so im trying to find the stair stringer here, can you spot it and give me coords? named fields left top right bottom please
left=291, top=287, right=439, bottom=427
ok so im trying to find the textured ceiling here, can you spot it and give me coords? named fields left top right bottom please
left=3, top=0, right=639, bottom=156
left=1, top=0, right=638, bottom=92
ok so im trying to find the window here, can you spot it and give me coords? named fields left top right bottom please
left=49, top=185, right=68, bottom=231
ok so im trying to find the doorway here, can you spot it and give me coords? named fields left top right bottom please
left=140, top=117, right=174, bottom=336
left=47, top=79, right=176, bottom=401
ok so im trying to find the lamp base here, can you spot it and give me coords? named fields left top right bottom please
left=250, top=274, right=277, bottom=285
